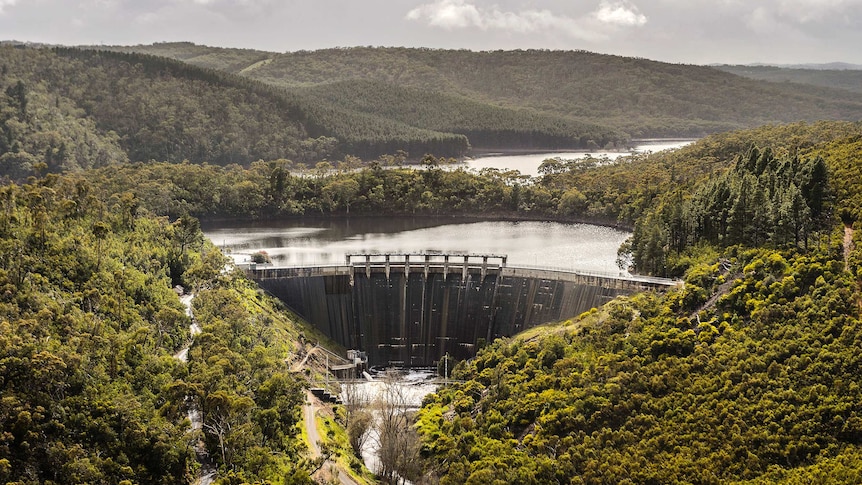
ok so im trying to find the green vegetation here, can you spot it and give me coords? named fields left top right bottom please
left=0, top=45, right=326, bottom=173
left=535, top=121, right=862, bottom=275
left=630, top=148, right=830, bottom=275
left=315, top=412, right=375, bottom=484
left=106, top=44, right=862, bottom=138
left=715, top=64, right=862, bottom=95
left=297, top=79, right=624, bottom=151
left=0, top=174, right=317, bottom=484
left=414, top=121, right=862, bottom=483
left=418, top=243, right=862, bottom=483
left=0, top=60, right=128, bottom=176
left=5, top=39, right=862, bottom=483
left=82, top=158, right=550, bottom=220
left=73, top=122, right=862, bottom=236
left=0, top=45, right=468, bottom=177
left=6, top=43, right=862, bottom=180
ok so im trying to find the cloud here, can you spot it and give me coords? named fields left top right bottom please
left=772, top=0, right=862, bottom=24
left=686, top=0, right=862, bottom=27
left=405, top=0, right=482, bottom=29
left=172, top=0, right=277, bottom=15
left=406, top=0, right=648, bottom=40
left=595, top=1, right=647, bottom=27
left=0, top=0, right=16, bottom=14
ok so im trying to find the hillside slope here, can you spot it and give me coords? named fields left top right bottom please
left=715, top=64, right=862, bottom=95
left=0, top=175, right=317, bottom=483
left=416, top=122, right=862, bottom=483
left=298, top=79, right=621, bottom=150
left=0, top=46, right=324, bottom=173
left=0, top=46, right=477, bottom=179
left=105, top=43, right=862, bottom=138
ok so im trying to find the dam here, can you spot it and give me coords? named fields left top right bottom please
left=248, top=253, right=677, bottom=367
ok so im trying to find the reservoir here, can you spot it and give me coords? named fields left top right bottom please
left=203, top=217, right=631, bottom=275
left=465, top=139, right=695, bottom=177
left=203, top=144, right=700, bottom=271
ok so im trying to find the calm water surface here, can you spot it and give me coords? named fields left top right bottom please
left=204, top=217, right=631, bottom=274
left=203, top=146, right=695, bottom=273
left=465, top=139, right=694, bottom=177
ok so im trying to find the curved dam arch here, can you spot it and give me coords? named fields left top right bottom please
left=248, top=253, right=677, bottom=367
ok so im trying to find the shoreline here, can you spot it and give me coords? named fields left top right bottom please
left=466, top=138, right=698, bottom=158
left=199, top=212, right=634, bottom=234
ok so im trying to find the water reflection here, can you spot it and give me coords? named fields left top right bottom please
left=203, top=218, right=631, bottom=273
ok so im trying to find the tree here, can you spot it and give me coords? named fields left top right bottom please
left=322, top=178, right=360, bottom=214
left=0, top=151, right=37, bottom=179
left=375, top=373, right=425, bottom=484
left=558, top=187, right=588, bottom=216
left=342, top=382, right=373, bottom=457
left=5, top=80, right=27, bottom=119
left=202, top=390, right=255, bottom=469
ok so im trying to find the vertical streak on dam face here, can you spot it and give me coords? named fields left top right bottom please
left=262, top=273, right=355, bottom=348
left=251, top=259, right=675, bottom=367
left=349, top=270, right=498, bottom=367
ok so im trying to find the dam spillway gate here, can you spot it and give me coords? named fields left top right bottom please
left=249, top=253, right=676, bottom=367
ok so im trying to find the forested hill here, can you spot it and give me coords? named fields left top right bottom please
left=414, top=122, right=862, bottom=484
left=102, top=43, right=862, bottom=138
left=0, top=45, right=471, bottom=179
left=0, top=175, right=319, bottom=483
left=715, top=64, right=862, bottom=95
left=0, top=46, right=327, bottom=172
left=5, top=43, right=862, bottom=180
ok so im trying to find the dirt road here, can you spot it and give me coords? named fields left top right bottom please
left=303, top=390, right=360, bottom=485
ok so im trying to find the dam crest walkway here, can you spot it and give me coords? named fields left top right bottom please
left=247, top=252, right=678, bottom=291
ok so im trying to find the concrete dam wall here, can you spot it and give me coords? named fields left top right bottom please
left=250, top=254, right=676, bottom=367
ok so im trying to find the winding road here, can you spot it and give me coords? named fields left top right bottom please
left=303, top=390, right=361, bottom=485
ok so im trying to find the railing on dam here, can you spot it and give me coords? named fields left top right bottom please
left=345, top=252, right=509, bottom=281
left=501, top=265, right=678, bottom=290
left=246, top=253, right=678, bottom=290
left=249, top=264, right=352, bottom=280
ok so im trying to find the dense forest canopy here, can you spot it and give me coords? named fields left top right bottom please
left=715, top=64, right=862, bottom=95
left=0, top=174, right=325, bottom=483
left=413, top=120, right=862, bottom=485
left=5, top=43, right=862, bottom=181
left=77, top=122, right=862, bottom=233
left=0, top=45, right=471, bottom=176
left=297, top=79, right=624, bottom=151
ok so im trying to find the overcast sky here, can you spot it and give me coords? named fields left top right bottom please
left=2, top=0, right=861, bottom=65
